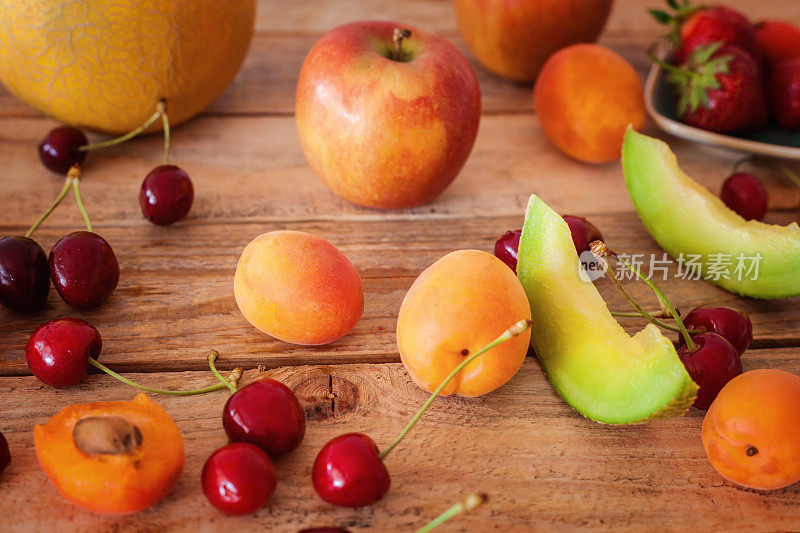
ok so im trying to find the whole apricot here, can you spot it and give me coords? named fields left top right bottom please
left=702, top=369, right=800, bottom=491
left=34, top=393, right=184, bottom=514
left=234, top=231, right=364, bottom=345
left=533, top=43, right=646, bottom=163
left=397, top=250, right=531, bottom=397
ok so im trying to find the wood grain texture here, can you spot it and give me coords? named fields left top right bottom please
left=2, top=353, right=800, bottom=532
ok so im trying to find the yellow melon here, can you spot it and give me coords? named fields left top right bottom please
left=0, top=0, right=256, bottom=133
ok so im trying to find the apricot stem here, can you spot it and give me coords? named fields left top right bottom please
left=416, top=493, right=487, bottom=533
left=379, top=319, right=531, bottom=459
left=71, top=167, right=92, bottom=232
left=160, top=100, right=170, bottom=165
left=79, top=106, right=164, bottom=152
left=600, top=244, right=697, bottom=351
left=87, top=357, right=233, bottom=396
left=392, top=28, right=412, bottom=61
left=209, top=350, right=239, bottom=393
left=24, top=173, right=74, bottom=238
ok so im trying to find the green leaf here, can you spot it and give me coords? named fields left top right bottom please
left=666, top=0, right=680, bottom=9
left=649, top=9, right=673, bottom=24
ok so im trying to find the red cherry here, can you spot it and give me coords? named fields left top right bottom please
left=720, top=172, right=768, bottom=221
left=0, top=430, right=9, bottom=475
left=26, top=318, right=102, bottom=387
left=202, top=442, right=277, bottom=515
left=493, top=230, right=521, bottom=271
left=312, top=433, right=390, bottom=507
left=562, top=215, right=603, bottom=255
left=0, top=236, right=50, bottom=312
left=494, top=216, right=602, bottom=271
left=678, top=306, right=753, bottom=355
left=38, top=126, right=88, bottom=174
left=767, top=58, right=800, bottom=130
left=49, top=231, right=119, bottom=308
left=223, top=379, right=306, bottom=457
left=677, top=332, right=742, bottom=410
left=139, top=165, right=194, bottom=226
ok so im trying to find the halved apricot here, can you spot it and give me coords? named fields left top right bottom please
left=702, top=369, right=800, bottom=490
left=34, top=393, right=184, bottom=514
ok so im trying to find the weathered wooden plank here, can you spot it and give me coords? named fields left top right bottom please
left=2, top=355, right=799, bottom=532
left=2, top=212, right=799, bottom=377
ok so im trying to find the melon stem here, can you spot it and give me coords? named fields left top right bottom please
left=415, top=493, right=487, bottom=533
left=378, top=319, right=531, bottom=460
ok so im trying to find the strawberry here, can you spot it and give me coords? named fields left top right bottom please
left=650, top=1, right=759, bottom=65
left=656, top=43, right=767, bottom=133
left=768, top=58, right=800, bottom=129
left=755, top=21, right=800, bottom=68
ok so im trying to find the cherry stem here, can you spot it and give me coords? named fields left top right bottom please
left=736, top=155, right=800, bottom=191
left=160, top=101, right=170, bottom=165
left=71, top=168, right=92, bottom=233
left=415, top=493, right=487, bottom=533
left=24, top=172, right=74, bottom=238
left=87, top=355, right=242, bottom=396
left=593, top=241, right=697, bottom=351
left=209, top=350, right=239, bottom=394
left=379, top=319, right=531, bottom=459
left=79, top=103, right=164, bottom=152
left=392, top=28, right=411, bottom=61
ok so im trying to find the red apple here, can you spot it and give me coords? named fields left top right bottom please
left=454, top=0, right=614, bottom=82
left=295, top=21, right=481, bottom=209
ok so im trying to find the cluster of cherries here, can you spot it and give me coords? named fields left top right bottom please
left=718, top=158, right=800, bottom=222
left=0, top=102, right=194, bottom=314
left=495, top=215, right=752, bottom=410
left=19, top=314, right=510, bottom=529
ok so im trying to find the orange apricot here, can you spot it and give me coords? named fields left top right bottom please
left=702, top=369, right=800, bottom=491
left=234, top=231, right=364, bottom=345
left=397, top=250, right=531, bottom=397
left=533, top=43, right=646, bottom=164
left=34, top=393, right=184, bottom=514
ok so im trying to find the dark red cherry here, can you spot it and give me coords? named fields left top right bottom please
left=139, top=165, right=194, bottom=226
left=202, top=442, right=277, bottom=515
left=494, top=230, right=521, bottom=271
left=677, top=332, right=743, bottom=410
left=720, top=173, right=768, bottom=221
left=38, top=126, right=88, bottom=174
left=678, top=306, right=753, bottom=355
left=49, top=231, right=119, bottom=308
left=0, top=236, right=50, bottom=312
left=26, top=318, right=102, bottom=387
left=312, top=433, right=390, bottom=507
left=223, top=379, right=305, bottom=457
left=0, top=430, right=9, bottom=475
left=562, top=215, right=603, bottom=255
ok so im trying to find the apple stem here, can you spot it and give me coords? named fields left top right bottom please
left=79, top=104, right=164, bottom=152
left=160, top=100, right=171, bottom=165
left=392, top=28, right=412, bottom=61
left=209, top=350, right=240, bottom=394
left=378, top=319, right=531, bottom=460
left=592, top=241, right=697, bottom=351
left=88, top=354, right=243, bottom=396
left=24, top=172, right=74, bottom=238
left=415, top=493, right=487, bottom=533
left=71, top=166, right=93, bottom=233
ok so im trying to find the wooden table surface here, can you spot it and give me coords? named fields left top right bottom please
left=2, top=1, right=800, bottom=531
